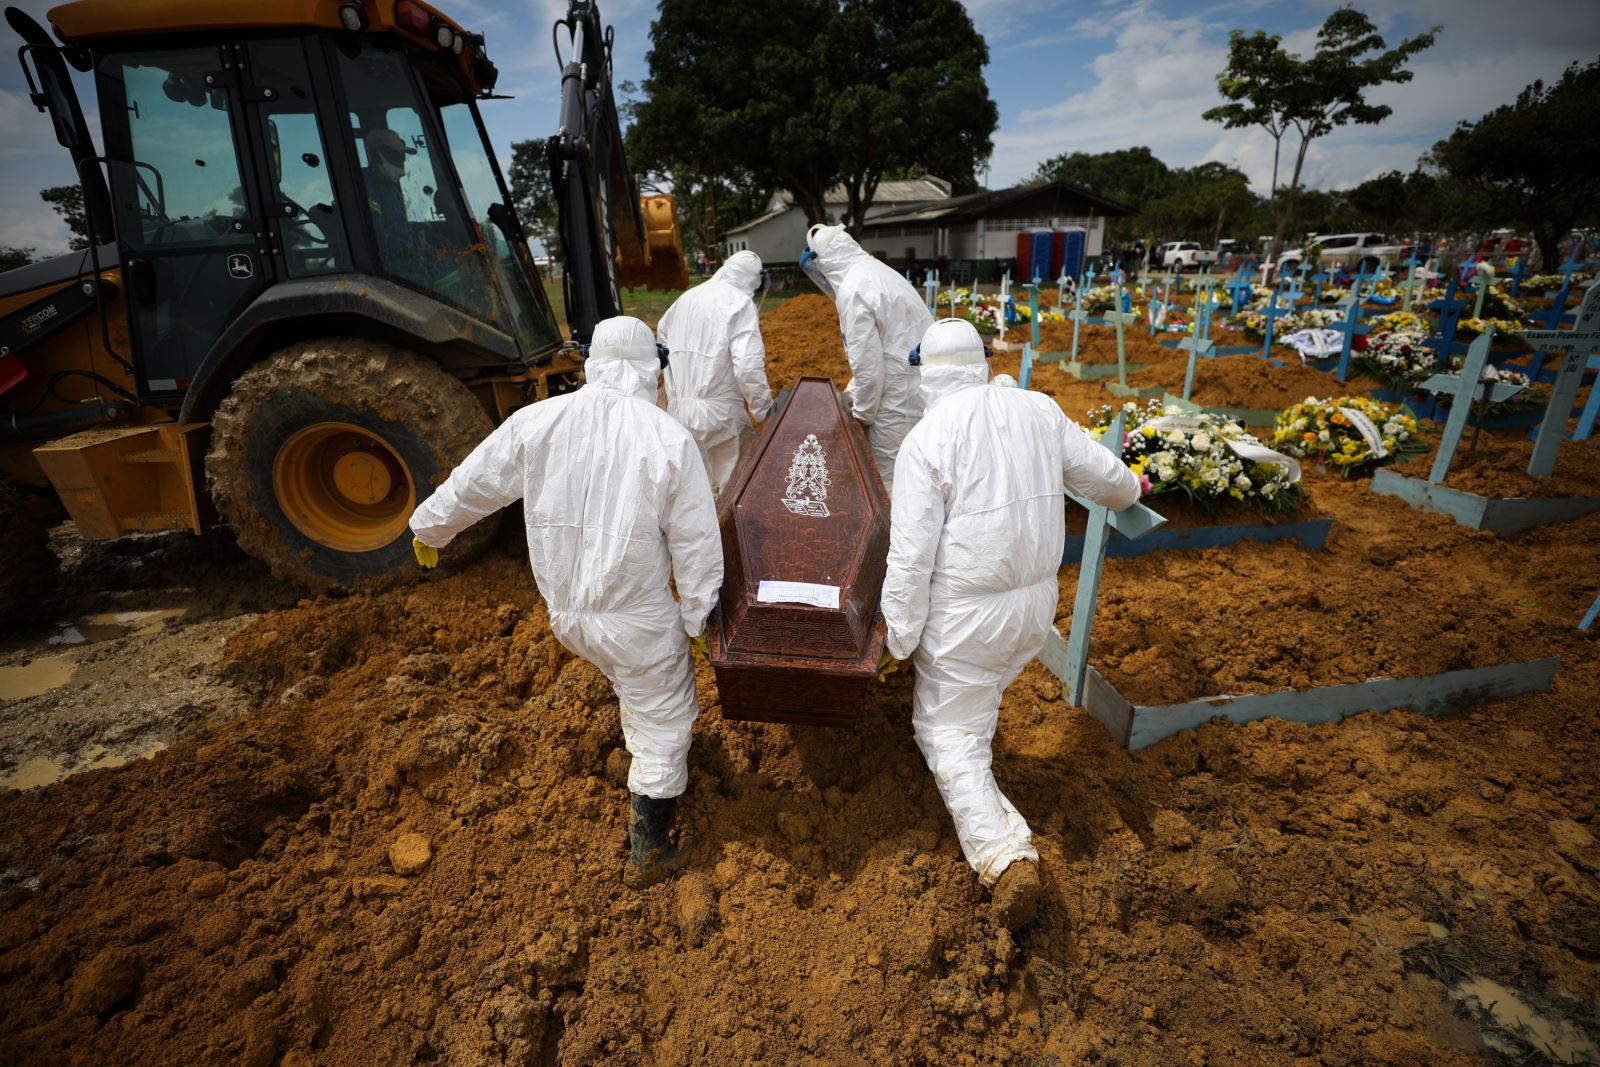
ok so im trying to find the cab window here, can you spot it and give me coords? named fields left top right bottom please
left=330, top=41, right=502, bottom=326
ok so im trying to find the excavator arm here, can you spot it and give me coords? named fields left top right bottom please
left=546, top=0, right=686, bottom=344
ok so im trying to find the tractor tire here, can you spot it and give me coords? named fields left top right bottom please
left=0, top=480, right=59, bottom=629
left=205, top=337, right=498, bottom=594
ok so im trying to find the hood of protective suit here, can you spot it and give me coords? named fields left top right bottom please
left=712, top=251, right=763, bottom=297
left=918, top=362, right=989, bottom=411
left=809, top=225, right=871, bottom=293
left=586, top=315, right=661, bottom=402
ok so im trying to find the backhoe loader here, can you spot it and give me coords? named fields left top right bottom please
left=0, top=0, right=688, bottom=622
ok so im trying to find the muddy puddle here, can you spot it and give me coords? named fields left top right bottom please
left=0, top=740, right=169, bottom=791
left=1451, top=977, right=1600, bottom=1064
left=0, top=608, right=191, bottom=704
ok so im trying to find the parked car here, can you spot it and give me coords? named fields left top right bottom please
left=1276, top=233, right=1404, bottom=275
left=1157, top=241, right=1220, bottom=269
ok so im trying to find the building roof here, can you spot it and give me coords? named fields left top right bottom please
left=721, top=204, right=794, bottom=237
left=863, top=180, right=1136, bottom=227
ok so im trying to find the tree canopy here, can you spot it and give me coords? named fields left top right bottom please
left=41, top=185, right=90, bottom=251
left=631, top=0, right=996, bottom=245
left=1204, top=7, right=1436, bottom=261
left=1428, top=58, right=1600, bottom=271
left=506, top=141, right=560, bottom=260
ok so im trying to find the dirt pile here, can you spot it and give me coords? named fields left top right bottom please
left=2, top=296, right=1598, bottom=1066
left=1394, top=427, right=1600, bottom=499
left=1127, top=354, right=1382, bottom=412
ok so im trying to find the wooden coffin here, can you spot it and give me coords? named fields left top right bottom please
left=708, top=376, right=889, bottom=728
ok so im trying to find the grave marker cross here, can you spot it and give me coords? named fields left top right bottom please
left=1059, top=411, right=1166, bottom=705
left=1103, top=282, right=1141, bottom=386
left=1427, top=273, right=1469, bottom=364
left=1420, top=327, right=1525, bottom=484
left=1227, top=270, right=1254, bottom=317
left=1066, top=264, right=1097, bottom=366
left=923, top=270, right=938, bottom=315
left=1260, top=291, right=1293, bottom=359
left=1517, top=280, right=1600, bottom=477
left=1333, top=294, right=1372, bottom=382
left=1470, top=261, right=1496, bottom=321
left=1178, top=294, right=1221, bottom=400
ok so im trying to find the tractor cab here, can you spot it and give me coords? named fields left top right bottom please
left=31, top=0, right=562, bottom=409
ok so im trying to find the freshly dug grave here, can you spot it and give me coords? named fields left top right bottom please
left=1393, top=426, right=1600, bottom=499
left=1126, top=354, right=1384, bottom=412
left=2, top=297, right=1598, bottom=1067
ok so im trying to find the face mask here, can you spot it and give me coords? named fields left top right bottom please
left=373, top=155, right=404, bottom=183
left=799, top=248, right=834, bottom=300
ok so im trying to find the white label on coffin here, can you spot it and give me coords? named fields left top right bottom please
left=757, top=581, right=841, bottom=609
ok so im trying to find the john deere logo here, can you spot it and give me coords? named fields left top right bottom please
left=227, top=254, right=254, bottom=280
left=21, top=303, right=59, bottom=334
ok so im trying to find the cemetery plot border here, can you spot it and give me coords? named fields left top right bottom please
left=1061, top=516, right=1332, bottom=564
left=1036, top=650, right=1560, bottom=752
left=1369, top=468, right=1600, bottom=535
left=1160, top=392, right=1282, bottom=428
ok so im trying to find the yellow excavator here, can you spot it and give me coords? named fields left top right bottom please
left=0, top=0, right=688, bottom=622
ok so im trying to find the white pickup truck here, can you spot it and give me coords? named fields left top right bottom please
left=1276, top=232, right=1405, bottom=275
left=1157, top=241, right=1220, bottom=269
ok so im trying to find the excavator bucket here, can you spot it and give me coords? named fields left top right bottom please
left=617, top=195, right=690, bottom=292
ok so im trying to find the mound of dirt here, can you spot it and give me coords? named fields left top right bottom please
left=2, top=295, right=1598, bottom=1067
left=1127, top=354, right=1383, bottom=412
left=1393, top=426, right=1600, bottom=499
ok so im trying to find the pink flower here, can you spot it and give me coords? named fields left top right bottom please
left=1139, top=474, right=1154, bottom=495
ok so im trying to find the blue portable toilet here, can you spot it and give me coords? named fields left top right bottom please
left=1026, top=231, right=1053, bottom=282
left=1057, top=227, right=1087, bottom=280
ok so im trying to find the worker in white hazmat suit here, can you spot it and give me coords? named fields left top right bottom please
left=408, top=315, right=722, bottom=888
left=656, top=250, right=775, bottom=494
left=800, top=223, right=933, bottom=492
left=880, top=318, right=1141, bottom=929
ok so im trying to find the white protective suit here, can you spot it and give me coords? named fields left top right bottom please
left=409, top=317, right=723, bottom=800
left=657, top=251, right=775, bottom=494
left=807, top=224, right=933, bottom=492
left=882, top=319, right=1141, bottom=884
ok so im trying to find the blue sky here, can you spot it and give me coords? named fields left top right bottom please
left=2, top=0, right=1596, bottom=255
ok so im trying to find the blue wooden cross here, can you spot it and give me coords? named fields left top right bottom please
left=1533, top=254, right=1588, bottom=330
left=1135, top=267, right=1153, bottom=300
left=1059, top=410, right=1166, bottom=704
left=1293, top=260, right=1313, bottom=305
left=1332, top=293, right=1372, bottom=382
left=1573, top=354, right=1600, bottom=442
left=1260, top=291, right=1293, bottom=359
left=1581, top=589, right=1600, bottom=632
left=1350, top=263, right=1380, bottom=310
left=1310, top=265, right=1330, bottom=307
left=1420, top=327, right=1525, bottom=484
left=923, top=270, right=938, bottom=314
left=1518, top=280, right=1600, bottom=477
left=1227, top=269, right=1254, bottom=317
left=1067, top=263, right=1096, bottom=365
left=1427, top=273, right=1469, bottom=365
left=1506, top=257, right=1527, bottom=298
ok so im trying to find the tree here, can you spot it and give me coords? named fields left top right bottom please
left=1032, top=147, right=1174, bottom=244
left=0, top=247, right=33, bottom=271
left=821, top=0, right=995, bottom=231
left=1429, top=59, right=1600, bottom=271
left=41, top=185, right=90, bottom=250
left=632, top=0, right=996, bottom=243
left=506, top=140, right=561, bottom=260
left=1143, top=162, right=1259, bottom=245
left=1204, top=8, right=1436, bottom=265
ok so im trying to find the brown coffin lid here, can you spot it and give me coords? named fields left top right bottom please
left=711, top=377, right=890, bottom=663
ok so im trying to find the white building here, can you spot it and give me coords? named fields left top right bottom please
left=722, top=177, right=953, bottom=262
left=858, top=180, right=1134, bottom=275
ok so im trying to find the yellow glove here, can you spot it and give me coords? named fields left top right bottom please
left=876, top=649, right=899, bottom=683
left=412, top=536, right=439, bottom=569
left=690, top=633, right=709, bottom=661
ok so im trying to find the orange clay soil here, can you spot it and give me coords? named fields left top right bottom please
left=2, top=294, right=1597, bottom=1067
left=1125, top=354, right=1385, bottom=412
left=1392, top=425, right=1600, bottom=499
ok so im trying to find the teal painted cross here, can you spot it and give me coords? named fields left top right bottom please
left=1310, top=266, right=1330, bottom=307
left=1518, top=280, right=1600, bottom=477
left=1400, top=258, right=1435, bottom=314
left=1178, top=294, right=1222, bottom=400
left=1427, top=274, right=1469, bottom=363
left=1421, top=327, right=1524, bottom=484
left=1136, top=268, right=1153, bottom=300
left=1293, top=260, right=1313, bottom=304
left=1025, top=281, right=1042, bottom=348
left=1533, top=254, right=1589, bottom=330
left=1060, top=411, right=1167, bottom=705
left=1103, top=283, right=1141, bottom=386
left=923, top=270, right=937, bottom=314
left=1067, top=264, right=1096, bottom=366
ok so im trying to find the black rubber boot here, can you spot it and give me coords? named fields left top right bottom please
left=624, top=792, right=688, bottom=888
